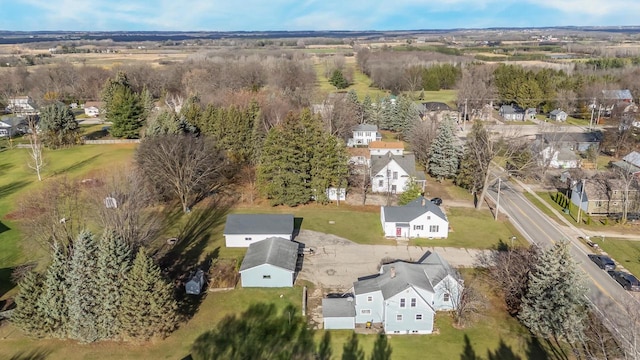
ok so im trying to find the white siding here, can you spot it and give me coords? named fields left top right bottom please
left=225, top=233, right=293, bottom=248
left=370, top=148, right=403, bottom=156
left=240, top=264, right=294, bottom=287
left=355, top=291, right=384, bottom=323
left=371, top=160, right=411, bottom=194
left=381, top=211, right=449, bottom=239
left=433, top=275, right=462, bottom=311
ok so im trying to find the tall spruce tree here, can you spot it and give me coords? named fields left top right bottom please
left=311, top=134, right=349, bottom=204
left=428, top=119, right=460, bottom=180
left=106, top=85, right=144, bottom=138
left=11, top=271, right=45, bottom=337
left=95, top=230, right=132, bottom=340
left=519, top=240, right=588, bottom=345
left=67, top=231, right=100, bottom=343
left=39, top=102, right=79, bottom=148
left=37, top=241, right=69, bottom=338
left=120, top=248, right=177, bottom=340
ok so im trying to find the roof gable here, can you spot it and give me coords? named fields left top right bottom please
left=239, top=237, right=299, bottom=272
left=354, top=124, right=378, bottom=132
left=382, top=196, right=447, bottom=223
left=224, top=214, right=294, bottom=235
left=370, top=153, right=418, bottom=177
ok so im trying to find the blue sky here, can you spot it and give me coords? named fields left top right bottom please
left=2, top=0, right=639, bottom=31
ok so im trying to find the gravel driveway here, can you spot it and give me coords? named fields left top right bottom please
left=295, top=230, right=487, bottom=291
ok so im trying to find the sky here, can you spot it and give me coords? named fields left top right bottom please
left=1, top=0, right=639, bottom=31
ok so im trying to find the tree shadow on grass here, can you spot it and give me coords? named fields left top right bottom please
left=9, top=348, right=52, bottom=360
left=461, top=335, right=551, bottom=360
left=52, top=154, right=102, bottom=176
left=0, top=180, right=30, bottom=200
left=0, top=267, right=15, bottom=298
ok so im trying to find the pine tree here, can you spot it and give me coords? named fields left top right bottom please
left=329, top=69, right=349, bottom=89
left=428, top=119, right=460, bottom=180
left=39, top=102, right=79, bottom=148
left=519, top=239, right=588, bottom=345
left=107, top=85, right=144, bottom=138
left=120, top=248, right=177, bottom=340
left=95, top=230, right=131, bottom=340
left=11, top=271, right=45, bottom=337
left=37, top=241, right=69, bottom=338
left=311, top=134, right=349, bottom=204
left=67, top=231, right=100, bottom=343
left=370, top=333, right=392, bottom=360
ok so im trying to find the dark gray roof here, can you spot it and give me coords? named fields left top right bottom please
left=239, top=237, right=299, bottom=272
left=322, top=298, right=356, bottom=318
left=382, top=196, right=447, bottom=223
left=612, top=160, right=640, bottom=174
left=541, top=131, right=603, bottom=144
left=370, top=153, right=421, bottom=178
left=623, top=151, right=640, bottom=167
left=0, top=117, right=26, bottom=127
left=602, top=89, right=633, bottom=100
left=224, top=214, right=294, bottom=235
left=549, top=109, right=566, bottom=116
left=353, top=253, right=457, bottom=300
left=422, top=102, right=452, bottom=111
left=557, top=148, right=578, bottom=161
left=500, top=105, right=523, bottom=114
left=354, top=124, right=378, bottom=132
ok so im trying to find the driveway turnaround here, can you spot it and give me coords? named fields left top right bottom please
left=295, top=230, right=487, bottom=290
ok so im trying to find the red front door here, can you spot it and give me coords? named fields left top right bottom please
left=396, top=227, right=402, bottom=236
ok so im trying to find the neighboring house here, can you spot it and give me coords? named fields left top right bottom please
left=239, top=237, right=299, bottom=288
left=540, top=146, right=580, bottom=169
left=370, top=153, right=426, bottom=194
left=548, top=109, right=568, bottom=122
left=380, top=196, right=449, bottom=239
left=499, top=105, right=524, bottom=121
left=570, top=178, right=640, bottom=216
left=368, top=141, right=404, bottom=156
left=6, top=96, right=37, bottom=115
left=539, top=132, right=603, bottom=152
left=223, top=214, right=294, bottom=247
left=525, top=108, right=537, bottom=120
left=419, top=102, right=458, bottom=122
left=347, top=147, right=371, bottom=167
left=0, top=117, right=27, bottom=137
left=612, top=151, right=640, bottom=176
left=322, top=252, right=462, bottom=334
left=348, top=124, right=382, bottom=147
left=602, top=89, right=634, bottom=103
left=83, top=101, right=104, bottom=117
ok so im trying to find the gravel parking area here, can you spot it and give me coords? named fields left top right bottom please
left=295, top=230, right=487, bottom=290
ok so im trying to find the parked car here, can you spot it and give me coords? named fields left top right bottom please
left=607, top=270, right=640, bottom=291
left=430, top=197, right=443, bottom=206
left=588, top=254, right=616, bottom=271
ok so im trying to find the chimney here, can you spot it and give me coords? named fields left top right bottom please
left=421, top=197, right=426, bottom=207
left=390, top=267, right=396, bottom=279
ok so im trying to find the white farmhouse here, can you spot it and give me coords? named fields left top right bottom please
left=348, top=124, right=382, bottom=147
left=380, top=196, right=449, bottom=239
left=370, top=153, right=425, bottom=194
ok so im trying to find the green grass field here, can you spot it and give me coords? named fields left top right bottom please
left=587, top=238, right=640, bottom=277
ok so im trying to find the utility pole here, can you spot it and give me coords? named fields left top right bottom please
left=596, top=104, right=602, bottom=128
left=589, top=98, right=596, bottom=131
left=495, top=178, right=502, bottom=221
left=576, top=179, right=586, bottom=224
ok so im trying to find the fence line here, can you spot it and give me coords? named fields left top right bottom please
left=83, top=139, right=140, bottom=144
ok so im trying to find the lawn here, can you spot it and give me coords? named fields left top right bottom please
left=313, top=60, right=388, bottom=101
left=587, top=238, right=640, bottom=277
left=0, top=144, right=136, bottom=297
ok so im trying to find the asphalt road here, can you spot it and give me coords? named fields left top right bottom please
left=486, top=174, right=640, bottom=353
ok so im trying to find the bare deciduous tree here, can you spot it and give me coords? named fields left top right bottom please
left=446, top=275, right=486, bottom=328
left=136, top=135, right=231, bottom=213
left=406, top=114, right=439, bottom=170
left=26, top=116, right=45, bottom=181
left=456, top=64, right=497, bottom=120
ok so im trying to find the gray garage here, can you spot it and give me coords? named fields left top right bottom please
left=239, top=237, right=299, bottom=288
left=322, top=298, right=356, bottom=330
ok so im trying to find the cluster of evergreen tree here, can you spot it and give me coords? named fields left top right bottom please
left=38, top=102, right=80, bottom=148
left=102, top=72, right=153, bottom=139
left=257, top=109, right=348, bottom=206
left=428, top=118, right=461, bottom=180
left=421, top=63, right=461, bottom=91
left=11, top=230, right=177, bottom=342
left=361, top=95, right=419, bottom=138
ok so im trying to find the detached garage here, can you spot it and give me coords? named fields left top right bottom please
left=224, top=214, right=294, bottom=248
left=239, top=237, right=299, bottom=288
left=322, top=298, right=356, bottom=330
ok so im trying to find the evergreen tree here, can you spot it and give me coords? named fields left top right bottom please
left=519, top=240, right=588, bottom=345
left=95, top=230, right=131, bottom=340
left=428, top=119, right=460, bottom=180
left=67, top=231, right=100, bottom=343
left=361, top=95, right=373, bottom=124
left=370, top=333, right=392, bottom=360
left=139, top=86, right=155, bottom=120
left=146, top=110, right=197, bottom=137
left=381, top=96, right=419, bottom=138
left=311, top=134, right=349, bottom=204
left=37, top=241, right=69, bottom=338
left=120, top=248, right=177, bottom=340
left=398, top=180, right=423, bottom=205
left=342, top=332, right=365, bottom=360
left=11, top=271, right=45, bottom=337
left=329, top=69, right=349, bottom=89
left=39, top=102, right=79, bottom=148
left=107, top=85, right=144, bottom=138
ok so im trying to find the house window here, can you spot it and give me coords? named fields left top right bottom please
left=427, top=216, right=431, bottom=220
left=391, top=185, right=397, bottom=193
left=245, top=237, right=252, bottom=241
left=400, top=298, right=406, bottom=308
left=396, top=314, right=403, bottom=321
left=386, top=170, right=391, bottom=178
left=356, top=131, right=363, bottom=137
left=411, top=298, right=416, bottom=307
left=393, top=172, right=398, bottom=180
left=263, top=275, right=271, bottom=279
left=361, top=309, right=371, bottom=315
left=416, top=314, right=423, bottom=320
left=412, top=330, right=420, bottom=333
left=613, top=190, right=619, bottom=195
left=366, top=132, right=371, bottom=137
left=429, top=225, right=439, bottom=233
left=413, top=225, right=423, bottom=230
left=444, top=293, right=450, bottom=302
left=378, top=180, right=384, bottom=187
left=367, top=296, right=373, bottom=302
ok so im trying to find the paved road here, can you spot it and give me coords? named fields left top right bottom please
left=486, top=173, right=640, bottom=354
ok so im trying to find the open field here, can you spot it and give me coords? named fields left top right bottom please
left=584, top=237, right=640, bottom=277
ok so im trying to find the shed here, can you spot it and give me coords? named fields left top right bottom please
left=322, top=298, right=356, bottom=329
left=239, top=237, right=299, bottom=287
left=223, top=214, right=294, bottom=247
left=185, top=269, right=205, bottom=295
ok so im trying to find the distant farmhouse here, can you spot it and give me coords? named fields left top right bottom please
left=6, top=96, right=37, bottom=116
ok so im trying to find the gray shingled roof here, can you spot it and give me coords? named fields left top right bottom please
left=223, top=214, right=294, bottom=235
left=322, top=298, right=356, bottom=318
left=557, top=148, right=578, bottom=161
left=239, top=237, right=299, bottom=272
left=382, top=196, right=447, bottom=223
left=422, top=102, right=452, bottom=111
left=602, top=89, right=633, bottom=100
left=549, top=109, right=565, bottom=116
left=353, top=253, right=457, bottom=300
left=370, top=153, right=421, bottom=178
left=500, top=105, right=523, bottom=114
left=541, top=132, right=603, bottom=144
left=354, top=124, right=378, bottom=132
left=623, top=151, right=640, bottom=168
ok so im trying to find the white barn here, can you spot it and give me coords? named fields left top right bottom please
left=223, top=214, right=294, bottom=248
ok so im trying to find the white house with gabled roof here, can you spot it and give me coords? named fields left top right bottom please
left=381, top=196, right=448, bottom=239
left=348, top=124, right=382, bottom=147
left=223, top=214, right=294, bottom=247
left=370, top=153, right=425, bottom=194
